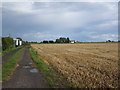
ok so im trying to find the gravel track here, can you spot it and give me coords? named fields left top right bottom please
left=2, top=47, right=49, bottom=88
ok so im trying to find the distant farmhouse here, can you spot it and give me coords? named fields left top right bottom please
left=14, top=38, right=22, bottom=47
left=70, top=40, right=75, bottom=43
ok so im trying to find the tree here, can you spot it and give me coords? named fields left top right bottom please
left=56, top=39, right=61, bottom=43
left=66, top=37, right=70, bottom=43
left=106, top=40, right=111, bottom=42
left=43, top=41, right=48, bottom=43
left=49, top=40, right=54, bottom=43
left=56, top=37, right=70, bottom=43
left=60, top=37, right=66, bottom=43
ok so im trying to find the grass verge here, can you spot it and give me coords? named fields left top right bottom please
left=2, top=46, right=23, bottom=56
left=29, top=47, right=76, bottom=88
left=2, top=48, right=24, bottom=81
left=2, top=48, right=16, bottom=56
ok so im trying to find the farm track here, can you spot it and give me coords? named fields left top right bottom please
left=31, top=43, right=118, bottom=88
left=2, top=47, right=49, bottom=88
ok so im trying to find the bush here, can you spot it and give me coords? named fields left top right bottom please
left=2, top=37, right=14, bottom=51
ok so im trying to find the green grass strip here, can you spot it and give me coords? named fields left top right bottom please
left=2, top=45, right=25, bottom=56
left=2, top=48, right=24, bottom=81
left=2, top=48, right=16, bottom=56
left=29, top=47, right=76, bottom=88
left=29, top=48, right=58, bottom=88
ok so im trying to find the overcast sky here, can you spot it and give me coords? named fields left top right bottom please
left=2, top=2, right=118, bottom=42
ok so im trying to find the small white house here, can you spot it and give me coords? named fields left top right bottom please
left=14, top=38, right=22, bottom=47
left=70, top=40, right=75, bottom=43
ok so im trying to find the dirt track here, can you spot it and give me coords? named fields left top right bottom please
left=2, top=47, right=49, bottom=88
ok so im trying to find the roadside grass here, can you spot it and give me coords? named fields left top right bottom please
left=2, top=46, right=23, bottom=56
left=2, top=48, right=24, bottom=81
left=29, top=47, right=76, bottom=88
left=2, top=48, right=16, bottom=56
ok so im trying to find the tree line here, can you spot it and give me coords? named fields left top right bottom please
left=42, top=37, right=70, bottom=43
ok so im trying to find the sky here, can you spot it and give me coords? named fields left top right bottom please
left=2, top=1, right=118, bottom=42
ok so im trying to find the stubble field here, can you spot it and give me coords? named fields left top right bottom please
left=31, top=43, right=118, bottom=88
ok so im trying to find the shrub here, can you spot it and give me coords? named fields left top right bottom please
left=2, top=37, right=14, bottom=51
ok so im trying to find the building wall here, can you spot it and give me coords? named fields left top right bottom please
left=70, top=40, right=75, bottom=43
left=14, top=38, right=22, bottom=47
left=71, top=41, right=75, bottom=43
left=16, top=39, right=19, bottom=46
left=19, top=41, right=22, bottom=46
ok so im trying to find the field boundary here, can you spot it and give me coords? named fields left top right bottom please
left=31, top=42, right=118, bottom=44
left=29, top=47, right=76, bottom=88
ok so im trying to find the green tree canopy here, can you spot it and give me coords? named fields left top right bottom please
left=56, top=37, right=70, bottom=43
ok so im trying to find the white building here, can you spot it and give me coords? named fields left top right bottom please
left=19, top=41, right=22, bottom=46
left=70, top=40, right=75, bottom=43
left=14, top=38, right=22, bottom=47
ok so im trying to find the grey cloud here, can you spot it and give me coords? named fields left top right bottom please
left=2, top=2, right=118, bottom=42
